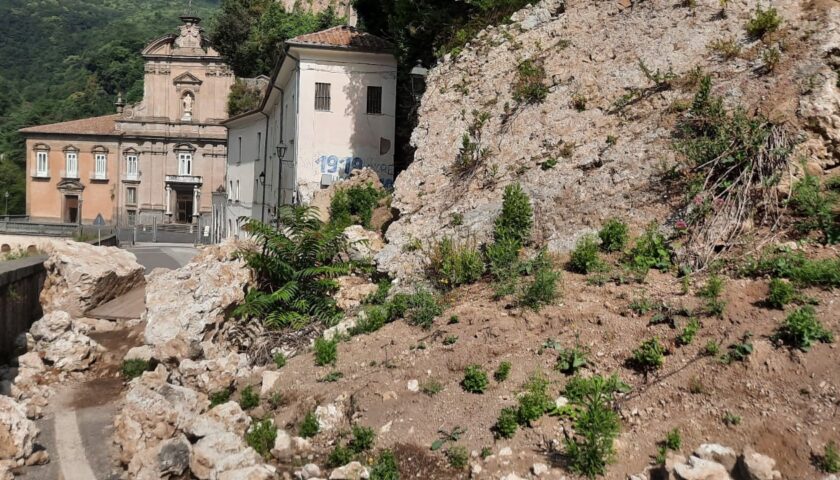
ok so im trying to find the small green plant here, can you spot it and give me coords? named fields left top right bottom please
left=708, top=36, right=741, bottom=60
left=772, top=306, right=833, bottom=351
left=389, top=290, right=443, bottom=329
left=369, top=449, right=400, bottom=480
left=630, top=338, right=666, bottom=373
left=268, top=392, right=285, bottom=410
left=454, top=111, right=491, bottom=175
left=722, top=411, right=742, bottom=426
left=539, top=156, right=558, bottom=170
left=688, top=376, right=706, bottom=394
left=429, top=238, right=484, bottom=290
left=627, top=223, right=671, bottom=272
left=421, top=378, right=443, bottom=396
left=273, top=352, right=287, bottom=369
left=350, top=306, right=388, bottom=335
left=443, top=335, right=458, bottom=346
left=571, top=92, right=587, bottom=111
left=790, top=171, right=839, bottom=244
left=556, top=345, right=588, bottom=375
left=450, top=212, right=464, bottom=226
left=741, top=250, right=840, bottom=288
left=299, top=411, right=320, bottom=438
left=518, top=259, right=560, bottom=310
left=766, top=278, right=796, bottom=308
left=462, top=365, right=489, bottom=393
left=563, top=375, right=624, bottom=478
left=698, top=275, right=726, bottom=317
left=480, top=447, right=492, bottom=459
left=676, top=318, right=701, bottom=346
left=495, top=407, right=519, bottom=439
left=445, top=445, right=469, bottom=469
left=516, top=373, right=553, bottom=426
left=364, top=279, right=392, bottom=305
left=209, top=389, right=232, bottom=408
left=120, top=359, right=149, bottom=380
left=327, top=444, right=353, bottom=468
left=569, top=234, right=604, bottom=274
left=822, top=441, right=840, bottom=473
left=761, top=46, right=781, bottom=72
left=349, top=425, right=376, bottom=453
left=245, top=419, right=277, bottom=457
left=745, top=5, right=782, bottom=40
left=722, top=333, right=754, bottom=363
left=598, top=219, right=629, bottom=253
left=629, top=295, right=658, bottom=315
left=318, top=371, right=344, bottom=382
left=513, top=58, right=549, bottom=104
left=239, top=385, right=260, bottom=410
left=494, top=183, right=534, bottom=245
left=664, top=428, right=682, bottom=450
left=448, top=315, right=459, bottom=324
left=703, top=340, right=721, bottom=356
left=494, top=361, right=512, bottom=382
left=314, top=337, right=339, bottom=366
left=431, top=426, right=466, bottom=451
left=330, top=183, right=383, bottom=229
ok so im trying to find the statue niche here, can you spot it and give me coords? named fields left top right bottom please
left=182, top=92, right=195, bottom=121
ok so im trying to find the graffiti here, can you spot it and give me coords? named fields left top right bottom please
left=316, top=155, right=394, bottom=187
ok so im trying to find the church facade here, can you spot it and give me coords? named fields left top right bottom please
left=20, top=14, right=233, bottom=226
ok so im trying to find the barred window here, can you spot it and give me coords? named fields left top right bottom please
left=315, top=83, right=331, bottom=111
left=366, top=86, right=382, bottom=115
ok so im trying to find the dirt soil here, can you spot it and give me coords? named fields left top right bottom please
left=253, top=244, right=840, bottom=479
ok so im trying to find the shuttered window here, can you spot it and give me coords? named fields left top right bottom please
left=366, top=86, right=382, bottom=115
left=315, top=83, right=331, bottom=111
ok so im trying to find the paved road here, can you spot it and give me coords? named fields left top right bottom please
left=18, top=244, right=196, bottom=480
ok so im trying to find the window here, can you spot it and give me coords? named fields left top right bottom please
left=126, top=187, right=137, bottom=205
left=315, top=83, right=331, bottom=111
left=35, top=151, right=48, bottom=176
left=229, top=180, right=233, bottom=200
left=257, top=132, right=261, bottom=159
left=65, top=151, right=78, bottom=178
left=178, top=152, right=192, bottom=176
left=126, top=155, right=138, bottom=179
left=235, top=180, right=240, bottom=202
left=367, top=86, right=383, bottom=114
left=94, top=154, right=107, bottom=179
left=127, top=210, right=136, bottom=226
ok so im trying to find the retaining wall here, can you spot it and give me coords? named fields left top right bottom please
left=0, top=256, right=47, bottom=363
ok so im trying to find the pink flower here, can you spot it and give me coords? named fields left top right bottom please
left=675, top=220, right=688, bottom=230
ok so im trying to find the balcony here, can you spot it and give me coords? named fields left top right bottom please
left=90, top=171, right=109, bottom=182
left=60, top=170, right=79, bottom=179
left=30, top=169, right=50, bottom=179
left=165, top=174, right=202, bottom=185
left=122, top=172, right=141, bottom=182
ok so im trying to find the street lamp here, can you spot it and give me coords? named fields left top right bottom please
left=409, top=60, right=429, bottom=102
left=258, top=171, right=266, bottom=185
left=275, top=141, right=287, bottom=160
left=4, top=191, right=8, bottom=220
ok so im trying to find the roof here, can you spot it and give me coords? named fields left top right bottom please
left=19, top=114, right=120, bottom=136
left=285, top=25, right=393, bottom=53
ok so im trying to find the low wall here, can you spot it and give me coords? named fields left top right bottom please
left=0, top=256, right=47, bottom=363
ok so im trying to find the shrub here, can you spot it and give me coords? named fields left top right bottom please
left=239, top=386, right=260, bottom=410
left=708, top=36, right=741, bottom=60
left=630, top=338, right=666, bottom=373
left=350, top=306, right=388, bottom=335
left=209, top=389, right=231, bottom=408
left=314, top=337, right=338, bottom=366
left=823, top=441, right=840, bottom=473
left=519, top=261, right=560, bottom=310
left=569, top=235, right=605, bottom=274
left=664, top=428, right=682, bottom=450
left=516, top=373, right=553, bottom=425
left=790, top=172, right=839, bottom=244
left=273, top=352, right=287, bottom=369
left=772, top=306, right=834, bottom=351
left=245, top=419, right=277, bottom=457
left=741, top=250, right=840, bottom=288
left=349, top=425, right=376, bottom=453
left=443, top=335, right=458, bottom=346
left=364, top=279, right=392, bottom=305
left=369, top=449, right=400, bottom=480
left=330, top=183, right=383, bottom=228
left=676, top=318, right=701, bottom=346
left=564, top=375, right=623, bottom=478
left=767, top=278, right=796, bottom=308
left=421, top=378, right=443, bottom=396
left=462, top=365, right=489, bottom=393
left=494, top=183, right=533, bottom=245
left=722, top=333, right=754, bottom=363
left=745, top=5, right=782, bottom=39
left=299, top=411, right=320, bottom=438
left=327, top=445, right=353, bottom=468
left=495, top=407, right=519, bottom=438
left=512, top=59, right=549, bottom=104
left=121, top=359, right=149, bottom=380
left=555, top=346, right=588, bottom=375
left=761, top=47, right=781, bottom=72
left=494, top=361, right=512, bottom=382
left=599, top=219, right=629, bottom=253
left=454, top=111, right=490, bottom=175
left=390, top=290, right=443, bottom=329
left=446, top=445, right=469, bottom=469
left=486, top=235, right=521, bottom=283
left=429, top=238, right=484, bottom=289
left=627, top=223, right=671, bottom=271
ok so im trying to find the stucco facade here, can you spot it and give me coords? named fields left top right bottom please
left=21, top=15, right=233, bottom=227
left=223, top=26, right=396, bottom=236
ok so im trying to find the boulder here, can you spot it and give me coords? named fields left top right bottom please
left=218, top=465, right=276, bottom=480
left=41, top=330, right=102, bottom=372
left=28, top=311, right=72, bottom=342
left=297, top=463, right=322, bottom=480
left=323, top=317, right=358, bottom=341
left=0, top=396, right=38, bottom=464
left=694, top=444, right=737, bottom=473
left=143, top=240, right=252, bottom=360
left=333, top=276, right=378, bottom=311
left=343, top=226, right=385, bottom=263
left=330, top=461, right=369, bottom=479
left=190, top=432, right=263, bottom=480
left=127, top=435, right=191, bottom=480
left=40, top=240, right=145, bottom=317
left=177, top=352, right=248, bottom=394
left=315, top=399, right=346, bottom=432
left=187, top=402, right=252, bottom=438
left=260, top=370, right=282, bottom=398
left=737, top=447, right=781, bottom=480
left=673, top=456, right=731, bottom=480
left=270, top=429, right=293, bottom=461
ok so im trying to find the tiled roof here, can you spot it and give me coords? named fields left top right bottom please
left=19, top=114, right=119, bottom=136
left=286, top=26, right=393, bottom=53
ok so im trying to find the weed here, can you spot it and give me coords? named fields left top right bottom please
left=369, top=449, right=400, bottom=480
left=318, top=371, right=344, bottom=382
left=429, top=238, right=484, bottom=289
left=698, top=275, right=726, bottom=317
left=349, top=425, right=376, bottom=453
left=599, top=219, right=629, bottom=253
left=664, top=428, right=682, bottom=450
left=494, top=183, right=534, bottom=245
left=350, top=306, right=388, bottom=335
left=703, top=340, right=721, bottom=357
left=239, top=386, right=260, bottom=410
left=494, top=361, right=512, bottom=382
left=272, top=352, right=287, bottom=369
left=708, top=37, right=741, bottom=60
left=421, top=378, right=443, bottom=396
left=676, top=318, right=701, bottom=346
left=822, top=441, right=840, bottom=473
left=446, top=445, right=469, bottom=469
left=722, top=333, right=753, bottom=363
left=431, top=426, right=466, bottom=451
left=790, top=171, right=839, bottom=244
left=486, top=235, right=522, bottom=287
left=120, top=359, right=149, bottom=380
left=448, top=315, right=460, bottom=325
left=569, top=234, right=605, bottom=274
left=330, top=183, right=383, bottom=229
left=518, top=260, right=560, bottom=310
left=480, top=447, right=493, bottom=459
left=762, top=46, right=781, bottom=72
left=629, top=295, right=658, bottom=316
left=392, top=290, right=443, bottom=329
left=268, top=392, right=285, bottom=410
left=454, top=111, right=491, bottom=175
left=767, top=278, right=796, bottom=308
left=209, top=389, right=231, bottom=408
left=722, top=411, right=742, bottom=426
left=450, top=212, right=464, bottom=226
left=772, top=306, right=833, bottom=351
left=572, top=92, right=588, bottom=111
left=364, top=279, right=392, bottom=305
left=327, top=445, right=353, bottom=468
left=403, top=237, right=422, bottom=252
left=742, top=250, right=840, bottom=288
left=245, top=419, right=277, bottom=457
left=299, top=411, right=320, bottom=438
left=513, top=59, right=549, bottom=104
left=495, top=407, right=519, bottom=438
left=314, top=337, right=338, bottom=366
left=556, top=345, right=588, bottom=375
left=688, top=376, right=706, bottom=394
left=539, top=156, right=558, bottom=170
left=516, top=373, right=553, bottom=425
left=564, top=375, right=624, bottom=478
left=627, top=223, right=671, bottom=272
left=745, top=5, right=782, bottom=40
left=462, top=365, right=489, bottom=393
left=630, top=338, right=666, bottom=373
left=443, top=335, right=458, bottom=346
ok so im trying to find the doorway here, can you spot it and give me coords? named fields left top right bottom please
left=175, top=190, right=193, bottom=223
left=64, top=195, right=79, bottom=223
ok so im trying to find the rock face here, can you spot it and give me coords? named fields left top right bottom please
left=377, top=0, right=834, bottom=283
left=40, top=240, right=144, bottom=317
left=143, top=241, right=252, bottom=360
left=343, top=226, right=385, bottom=263
left=0, top=396, right=38, bottom=465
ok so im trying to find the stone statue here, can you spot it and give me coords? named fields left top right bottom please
left=183, top=93, right=193, bottom=113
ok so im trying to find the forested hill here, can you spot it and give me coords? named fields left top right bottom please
left=0, top=0, right=218, bottom=215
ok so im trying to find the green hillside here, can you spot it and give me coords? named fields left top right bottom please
left=0, top=0, right=219, bottom=215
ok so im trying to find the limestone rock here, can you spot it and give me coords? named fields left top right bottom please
left=737, top=447, right=781, bottom=480
left=190, top=432, right=262, bottom=480
left=40, top=240, right=145, bottom=317
left=343, top=226, right=385, bottom=263
left=177, top=352, right=248, bottom=394
left=673, top=456, right=731, bottom=480
left=330, top=461, right=369, bottom=479
left=0, top=396, right=38, bottom=463
left=128, top=435, right=191, bottom=480
left=315, top=400, right=345, bottom=432
left=218, top=465, right=277, bottom=480
left=310, top=167, right=384, bottom=222
left=297, top=463, right=322, bottom=480
left=323, top=317, right=358, bottom=341
left=42, top=330, right=102, bottom=371
left=28, top=310, right=72, bottom=342
left=333, top=276, right=378, bottom=311
left=694, top=444, right=738, bottom=473
left=271, top=429, right=293, bottom=460
left=260, top=370, right=282, bottom=397
left=187, top=402, right=252, bottom=438
left=125, top=345, right=155, bottom=362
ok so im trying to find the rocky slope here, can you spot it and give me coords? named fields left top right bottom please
left=379, top=0, right=840, bottom=283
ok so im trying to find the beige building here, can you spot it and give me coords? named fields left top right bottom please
left=20, top=14, right=233, bottom=226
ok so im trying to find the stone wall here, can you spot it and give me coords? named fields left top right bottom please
left=0, top=257, right=46, bottom=363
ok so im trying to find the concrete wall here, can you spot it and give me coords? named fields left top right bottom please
left=0, top=256, right=46, bottom=363
left=225, top=120, right=265, bottom=237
